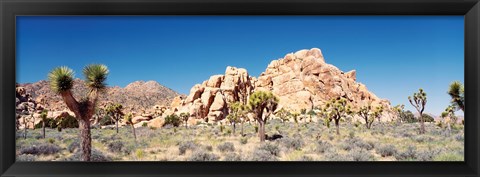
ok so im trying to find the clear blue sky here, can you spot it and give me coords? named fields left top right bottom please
left=16, top=16, right=464, bottom=115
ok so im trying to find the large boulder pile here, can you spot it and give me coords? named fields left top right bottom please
left=177, top=48, right=395, bottom=122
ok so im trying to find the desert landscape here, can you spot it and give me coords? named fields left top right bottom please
left=15, top=48, right=464, bottom=161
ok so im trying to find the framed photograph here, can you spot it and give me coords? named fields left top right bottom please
left=1, top=0, right=479, bottom=176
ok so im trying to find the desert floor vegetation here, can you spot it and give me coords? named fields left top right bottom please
left=16, top=118, right=464, bottom=161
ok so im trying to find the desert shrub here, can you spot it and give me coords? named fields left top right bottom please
left=205, top=145, right=213, bottom=152
left=395, top=146, right=417, bottom=160
left=413, top=135, right=433, bottom=143
left=281, top=136, right=304, bottom=150
left=217, top=142, right=235, bottom=153
left=433, top=152, right=463, bottom=161
left=135, top=149, right=144, bottom=159
left=341, top=137, right=373, bottom=151
left=223, top=153, right=242, bottom=161
left=65, top=149, right=111, bottom=161
left=142, top=122, right=148, bottom=127
left=59, top=115, right=79, bottom=128
left=315, top=140, right=333, bottom=153
left=248, top=149, right=278, bottom=161
left=416, top=148, right=443, bottom=161
left=297, top=155, right=314, bottom=161
left=323, top=149, right=349, bottom=161
left=455, top=134, right=464, bottom=141
left=67, top=141, right=80, bottom=153
left=188, top=150, right=220, bottom=161
left=348, top=131, right=355, bottom=139
left=164, top=114, right=181, bottom=127
left=376, top=144, right=398, bottom=157
left=20, top=143, right=60, bottom=155
left=348, top=147, right=374, bottom=161
left=240, top=137, right=248, bottom=144
left=107, top=141, right=124, bottom=153
left=178, top=141, right=197, bottom=155
left=17, top=153, right=36, bottom=162
left=258, top=143, right=281, bottom=156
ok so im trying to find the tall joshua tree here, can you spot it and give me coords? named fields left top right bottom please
left=275, top=108, right=290, bottom=124
left=230, top=101, right=248, bottom=136
left=248, top=91, right=279, bottom=142
left=408, top=88, right=427, bottom=134
left=106, top=102, right=124, bottom=133
left=325, top=97, right=349, bottom=135
left=48, top=64, right=108, bottom=161
left=441, top=105, right=455, bottom=136
left=393, top=104, right=406, bottom=123
left=448, top=81, right=465, bottom=112
left=124, top=113, right=136, bottom=142
left=358, top=104, right=374, bottom=129
left=179, top=112, right=190, bottom=128
left=40, top=109, right=48, bottom=139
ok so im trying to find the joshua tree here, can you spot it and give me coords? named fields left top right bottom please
left=393, top=104, right=405, bottom=123
left=124, top=113, right=136, bottom=142
left=408, top=88, right=427, bottom=134
left=448, top=81, right=465, bottom=112
left=307, top=109, right=316, bottom=123
left=179, top=112, right=190, bottom=128
left=40, top=109, right=49, bottom=139
left=357, top=104, right=374, bottom=129
left=105, top=102, right=124, bottom=133
left=275, top=108, right=290, bottom=124
left=325, top=97, right=350, bottom=135
left=48, top=64, right=109, bottom=161
left=290, top=111, right=301, bottom=128
left=441, top=105, right=455, bottom=136
left=228, top=101, right=248, bottom=135
left=248, top=91, right=279, bottom=142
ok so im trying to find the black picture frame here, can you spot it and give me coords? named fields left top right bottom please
left=1, top=0, right=479, bottom=177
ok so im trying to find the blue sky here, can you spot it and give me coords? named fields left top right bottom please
left=16, top=16, right=464, bottom=115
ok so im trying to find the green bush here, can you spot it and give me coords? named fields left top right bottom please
left=164, top=114, right=181, bottom=127
left=188, top=150, right=220, bottom=161
left=217, top=142, right=235, bottom=153
left=376, top=144, right=398, bottom=157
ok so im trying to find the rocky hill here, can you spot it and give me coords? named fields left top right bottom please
left=19, top=79, right=181, bottom=112
left=176, top=48, right=395, bottom=122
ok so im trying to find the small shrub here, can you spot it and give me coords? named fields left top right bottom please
left=433, top=152, right=463, bottom=161
left=47, top=138, right=55, bottom=144
left=107, top=141, right=124, bottom=153
left=135, top=149, right=144, bottom=159
left=315, top=140, right=333, bottom=153
left=395, top=146, right=417, bottom=160
left=258, top=143, right=281, bottom=156
left=164, top=114, right=181, bottom=127
left=376, top=144, right=397, bottom=157
left=217, top=142, right=235, bottom=153
left=188, top=150, right=220, bottom=161
left=67, top=141, right=80, bottom=153
left=248, top=149, right=278, bottom=161
left=142, top=122, right=148, bottom=127
left=223, top=153, right=242, bottom=161
left=17, top=154, right=36, bottom=161
left=20, top=143, right=60, bottom=155
left=455, top=134, right=464, bottom=141
left=298, top=155, right=314, bottom=161
left=205, top=145, right=213, bottom=152
left=240, top=137, right=248, bottom=145
left=323, top=149, right=349, bottom=161
left=348, top=131, right=355, bottom=139
left=178, top=141, right=197, bottom=155
left=281, top=137, right=304, bottom=150
left=416, top=148, right=443, bottom=161
left=65, top=149, right=111, bottom=161
left=348, top=147, right=374, bottom=161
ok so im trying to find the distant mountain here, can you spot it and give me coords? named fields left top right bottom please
left=19, top=79, right=182, bottom=112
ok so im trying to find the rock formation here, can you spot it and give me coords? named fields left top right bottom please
left=177, top=48, right=395, bottom=122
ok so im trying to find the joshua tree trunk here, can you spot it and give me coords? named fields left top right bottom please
left=185, top=120, right=188, bottom=128
left=116, top=117, right=119, bottom=134
left=23, top=117, right=27, bottom=139
left=241, top=121, right=244, bottom=136
left=79, top=118, right=92, bottom=161
left=258, top=121, right=266, bottom=142
left=131, top=124, right=137, bottom=142
left=420, top=114, right=425, bottom=134
left=446, top=122, right=451, bottom=136
left=42, top=121, right=46, bottom=139
left=232, top=123, right=236, bottom=135
left=335, top=119, right=340, bottom=135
